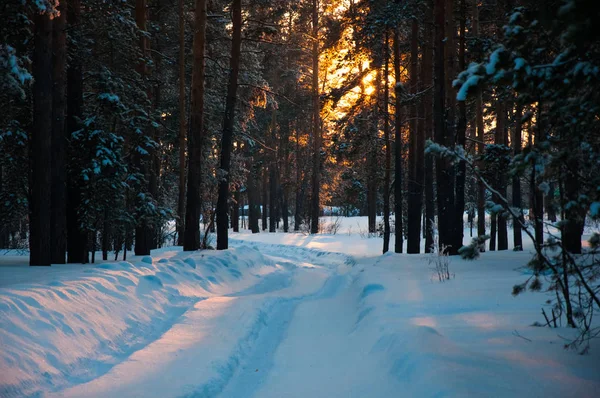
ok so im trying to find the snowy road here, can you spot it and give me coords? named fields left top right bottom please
left=2, top=235, right=600, bottom=397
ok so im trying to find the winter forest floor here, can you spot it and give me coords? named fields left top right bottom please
left=1, top=217, right=599, bottom=397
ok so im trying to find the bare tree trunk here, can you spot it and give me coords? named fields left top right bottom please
left=309, top=0, right=321, bottom=234
left=232, top=189, right=240, bottom=232
left=512, top=100, right=523, bottom=250
left=393, top=28, right=404, bottom=253
left=30, top=9, right=53, bottom=266
left=496, top=100, right=508, bottom=250
left=434, top=0, right=456, bottom=254
left=281, top=122, right=290, bottom=233
left=183, top=0, right=207, bottom=251
left=423, top=0, right=435, bottom=253
left=407, top=20, right=422, bottom=254
left=454, top=0, right=467, bottom=249
left=367, top=64, right=380, bottom=235
left=177, top=0, right=187, bottom=246
left=262, top=168, right=268, bottom=231
left=51, top=1, right=67, bottom=264
left=215, top=0, right=242, bottom=250
left=445, top=0, right=461, bottom=253
left=383, top=30, right=391, bottom=254
left=66, top=0, right=88, bottom=263
left=134, top=0, right=152, bottom=256
left=102, top=213, right=110, bottom=261
left=269, top=166, right=278, bottom=233
left=248, top=165, right=260, bottom=233
left=473, top=0, right=486, bottom=249
left=533, top=104, right=544, bottom=249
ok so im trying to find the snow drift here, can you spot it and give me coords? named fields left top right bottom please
left=0, top=246, right=276, bottom=397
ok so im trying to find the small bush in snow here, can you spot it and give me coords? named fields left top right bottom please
left=428, top=243, right=453, bottom=282
left=320, top=216, right=342, bottom=235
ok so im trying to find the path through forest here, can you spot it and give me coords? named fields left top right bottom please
left=2, top=235, right=599, bottom=397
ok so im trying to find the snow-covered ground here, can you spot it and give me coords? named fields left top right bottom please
left=1, top=217, right=599, bottom=397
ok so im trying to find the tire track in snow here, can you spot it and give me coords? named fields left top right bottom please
left=213, top=272, right=349, bottom=398
left=230, top=239, right=357, bottom=268
left=181, top=246, right=350, bottom=398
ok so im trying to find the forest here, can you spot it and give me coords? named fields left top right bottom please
left=1, top=0, right=600, bottom=395
left=1, top=0, right=598, bottom=259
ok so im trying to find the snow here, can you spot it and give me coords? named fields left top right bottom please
left=486, top=48, right=502, bottom=75
left=1, top=218, right=599, bottom=397
left=514, top=57, right=526, bottom=71
left=591, top=201, right=600, bottom=218
left=456, top=75, right=481, bottom=101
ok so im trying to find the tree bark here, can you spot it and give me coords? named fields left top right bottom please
left=51, top=1, right=67, bottom=264
left=393, top=28, right=404, bottom=253
left=496, top=100, right=508, bottom=250
left=247, top=165, right=260, bottom=233
left=473, top=0, right=486, bottom=249
left=281, top=122, right=290, bottom=233
left=215, top=0, right=242, bottom=250
left=407, top=20, right=422, bottom=254
left=366, top=58, right=381, bottom=236
left=66, top=0, right=88, bottom=263
left=512, top=100, right=523, bottom=250
left=434, top=0, right=456, bottom=254
left=383, top=30, right=391, bottom=254
left=30, top=10, right=53, bottom=266
left=177, top=0, right=187, bottom=246
left=454, top=0, right=467, bottom=250
left=532, top=104, right=544, bottom=249
left=183, top=0, right=207, bottom=251
left=262, top=168, right=268, bottom=231
left=232, top=189, right=240, bottom=232
left=269, top=164, right=278, bottom=233
left=294, top=128, right=303, bottom=231
left=309, top=0, right=321, bottom=234
left=423, top=0, right=435, bottom=253
left=134, top=0, right=152, bottom=256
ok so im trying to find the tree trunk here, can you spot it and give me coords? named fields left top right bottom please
left=562, top=166, right=584, bottom=253
left=177, top=0, right=187, bottom=246
left=383, top=30, right=391, bottom=254
left=215, top=0, right=242, bottom=250
left=281, top=122, right=290, bottom=233
left=269, top=164, right=278, bottom=233
left=434, top=0, right=456, bottom=254
left=50, top=0, right=67, bottom=264
left=444, top=0, right=461, bottom=253
left=262, top=168, right=268, bottom=231
left=512, top=100, right=523, bottom=250
left=496, top=100, right=508, bottom=250
left=546, top=182, right=557, bottom=222
left=533, top=104, right=544, bottom=249
left=309, top=0, right=321, bottom=234
left=423, top=0, right=435, bottom=253
left=102, top=214, right=110, bottom=261
left=294, top=128, right=303, bottom=231
left=454, top=0, right=467, bottom=250
left=407, top=20, right=422, bottom=254
left=66, top=0, right=87, bottom=264
left=473, top=0, right=486, bottom=249
left=134, top=0, right=152, bottom=256
left=30, top=10, right=53, bottom=266
left=232, top=189, right=240, bottom=232
left=248, top=165, right=260, bottom=233
left=393, top=28, right=404, bottom=253
left=183, top=0, right=207, bottom=251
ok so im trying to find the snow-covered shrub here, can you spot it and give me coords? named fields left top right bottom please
left=458, top=235, right=490, bottom=260
left=428, top=242, right=453, bottom=282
